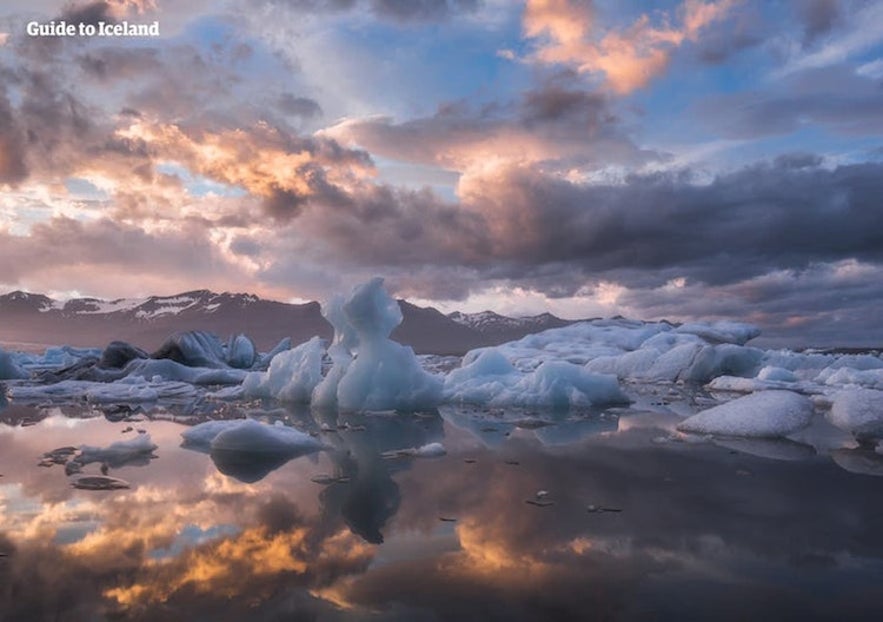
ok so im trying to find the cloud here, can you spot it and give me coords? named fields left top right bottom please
left=260, top=0, right=480, bottom=23
left=277, top=93, right=323, bottom=119
left=697, top=66, right=883, bottom=138
left=523, top=0, right=738, bottom=93
left=794, top=0, right=844, bottom=46
left=0, top=88, right=28, bottom=184
left=324, top=83, right=658, bottom=173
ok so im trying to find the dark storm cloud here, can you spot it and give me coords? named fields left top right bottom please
left=369, top=0, right=480, bottom=23
left=277, top=93, right=322, bottom=119
left=693, top=4, right=766, bottom=65
left=331, top=83, right=659, bottom=171
left=263, top=0, right=480, bottom=22
left=256, top=152, right=883, bottom=319
left=0, top=87, right=28, bottom=184
left=697, top=66, right=883, bottom=138
left=793, top=0, right=844, bottom=46
left=76, top=47, right=162, bottom=81
left=60, top=1, right=116, bottom=27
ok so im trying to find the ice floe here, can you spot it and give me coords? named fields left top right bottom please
left=677, top=390, right=815, bottom=438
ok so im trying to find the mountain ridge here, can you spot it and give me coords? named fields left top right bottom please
left=0, top=289, right=578, bottom=355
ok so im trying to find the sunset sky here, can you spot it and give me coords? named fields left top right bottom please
left=1, top=0, right=882, bottom=346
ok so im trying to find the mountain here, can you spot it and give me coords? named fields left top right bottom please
left=0, top=290, right=578, bottom=356
left=447, top=310, right=576, bottom=343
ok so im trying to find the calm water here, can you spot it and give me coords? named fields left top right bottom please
left=2, top=400, right=883, bottom=621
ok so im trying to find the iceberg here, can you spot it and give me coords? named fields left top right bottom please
left=151, top=331, right=229, bottom=368
left=827, top=389, right=883, bottom=437
left=330, top=278, right=442, bottom=411
left=677, top=390, right=815, bottom=438
left=226, top=334, right=257, bottom=369
left=181, top=419, right=246, bottom=451
left=444, top=349, right=627, bottom=409
left=242, top=336, right=325, bottom=402
left=210, top=419, right=323, bottom=455
left=0, top=348, right=28, bottom=380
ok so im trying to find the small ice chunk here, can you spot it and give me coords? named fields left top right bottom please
left=757, top=366, right=797, bottom=382
left=677, top=390, right=815, bottom=438
left=414, top=442, right=447, bottom=457
left=381, top=442, right=447, bottom=459
left=72, top=475, right=131, bottom=490
left=77, top=434, right=157, bottom=468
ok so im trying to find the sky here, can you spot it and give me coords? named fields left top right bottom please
left=0, top=0, right=882, bottom=347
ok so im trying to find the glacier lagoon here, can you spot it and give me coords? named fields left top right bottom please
left=2, top=279, right=883, bottom=619
left=3, top=400, right=883, bottom=621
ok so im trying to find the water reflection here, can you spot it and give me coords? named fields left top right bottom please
left=1, top=403, right=883, bottom=620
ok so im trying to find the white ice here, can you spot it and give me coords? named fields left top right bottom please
left=444, top=353, right=627, bottom=409
left=209, top=419, right=323, bottom=456
left=827, top=388, right=883, bottom=435
left=242, top=336, right=325, bottom=402
left=77, top=434, right=157, bottom=467
left=677, top=390, right=815, bottom=438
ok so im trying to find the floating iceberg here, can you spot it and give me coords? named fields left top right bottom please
left=444, top=348, right=627, bottom=409
left=188, top=419, right=325, bottom=483
left=210, top=419, right=322, bottom=455
left=242, top=336, right=325, bottom=402
left=76, top=434, right=157, bottom=468
left=677, top=390, right=815, bottom=438
left=334, top=279, right=443, bottom=411
left=0, top=348, right=28, bottom=380
left=827, top=389, right=883, bottom=438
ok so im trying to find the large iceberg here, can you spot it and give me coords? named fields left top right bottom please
left=333, top=278, right=443, bottom=411
left=443, top=349, right=627, bottom=409
left=246, top=278, right=443, bottom=411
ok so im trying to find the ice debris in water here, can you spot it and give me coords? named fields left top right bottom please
left=76, top=434, right=157, bottom=468
left=72, top=475, right=131, bottom=490
left=677, top=390, right=815, bottom=438
left=381, top=442, right=447, bottom=459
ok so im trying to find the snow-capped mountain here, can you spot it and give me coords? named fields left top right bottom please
left=0, top=290, right=572, bottom=355
left=448, top=309, right=576, bottom=342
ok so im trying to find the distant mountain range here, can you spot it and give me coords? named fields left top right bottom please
left=0, top=289, right=580, bottom=355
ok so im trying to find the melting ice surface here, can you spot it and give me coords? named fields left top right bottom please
left=3, top=279, right=883, bottom=619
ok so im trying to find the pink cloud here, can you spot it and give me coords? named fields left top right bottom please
left=523, top=0, right=739, bottom=93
